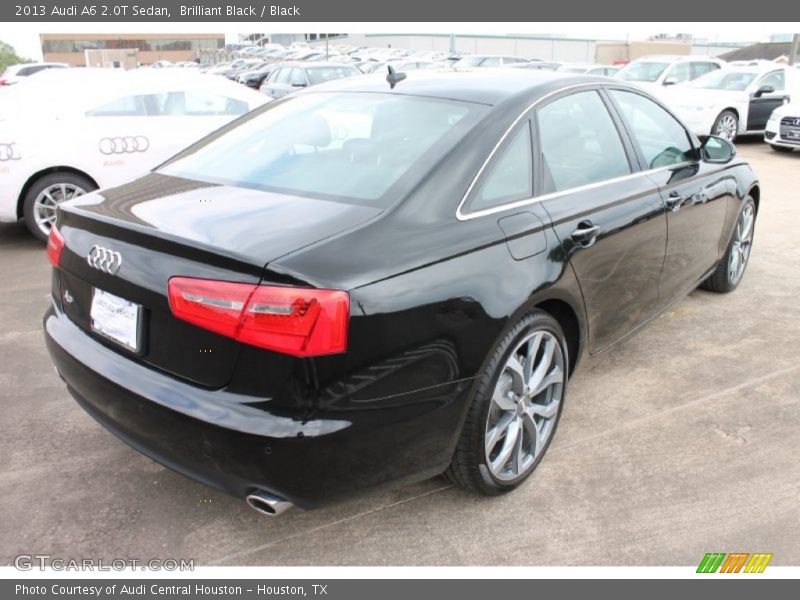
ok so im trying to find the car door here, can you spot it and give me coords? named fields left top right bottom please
left=663, top=62, right=691, bottom=86
left=263, top=67, right=293, bottom=99
left=159, top=90, right=252, bottom=149
left=534, top=88, right=668, bottom=352
left=76, top=92, right=171, bottom=188
left=289, top=67, right=309, bottom=93
left=691, top=61, right=721, bottom=81
left=607, top=88, right=730, bottom=305
left=747, top=70, right=789, bottom=131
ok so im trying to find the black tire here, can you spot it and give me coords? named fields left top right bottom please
left=711, top=110, right=739, bottom=142
left=22, top=172, right=96, bottom=242
left=701, top=196, right=756, bottom=293
left=446, top=310, right=568, bottom=495
left=770, top=144, right=794, bottom=153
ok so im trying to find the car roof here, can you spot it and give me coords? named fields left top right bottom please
left=278, top=61, right=358, bottom=69
left=301, top=68, right=613, bottom=106
left=0, top=68, right=265, bottom=119
left=634, top=55, right=718, bottom=62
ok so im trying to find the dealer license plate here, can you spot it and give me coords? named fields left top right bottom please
left=90, top=288, right=141, bottom=352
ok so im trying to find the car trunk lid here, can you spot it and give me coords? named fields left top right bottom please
left=54, top=173, right=380, bottom=388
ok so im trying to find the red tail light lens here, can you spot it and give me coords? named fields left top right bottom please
left=168, top=277, right=349, bottom=357
left=47, top=225, right=65, bottom=267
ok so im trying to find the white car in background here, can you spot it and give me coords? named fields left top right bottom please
left=660, top=65, right=795, bottom=141
left=0, top=62, right=69, bottom=86
left=613, top=55, right=725, bottom=93
left=765, top=100, right=800, bottom=153
left=0, top=68, right=267, bottom=240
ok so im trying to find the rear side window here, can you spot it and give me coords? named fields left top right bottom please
left=169, top=91, right=249, bottom=116
left=88, top=92, right=248, bottom=117
left=87, top=95, right=148, bottom=116
left=469, top=124, right=533, bottom=211
left=537, top=90, right=631, bottom=193
left=609, top=89, right=695, bottom=169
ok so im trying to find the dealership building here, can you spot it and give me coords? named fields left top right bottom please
left=39, top=33, right=225, bottom=66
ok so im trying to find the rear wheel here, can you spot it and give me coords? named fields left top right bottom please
left=701, top=196, right=756, bottom=293
left=770, top=144, right=794, bottom=153
left=22, top=172, right=95, bottom=241
left=446, top=311, right=567, bottom=495
left=712, top=110, right=738, bottom=141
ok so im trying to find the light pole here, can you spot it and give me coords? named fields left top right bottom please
left=790, top=33, right=799, bottom=66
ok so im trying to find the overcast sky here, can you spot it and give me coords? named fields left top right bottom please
left=2, top=30, right=785, bottom=62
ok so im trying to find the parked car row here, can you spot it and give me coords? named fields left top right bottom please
left=218, top=45, right=799, bottom=149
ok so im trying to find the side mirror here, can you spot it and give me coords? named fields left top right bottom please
left=663, top=76, right=679, bottom=86
left=754, top=85, right=775, bottom=97
left=702, top=135, right=736, bottom=164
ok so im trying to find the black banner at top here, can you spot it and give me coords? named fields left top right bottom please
left=4, top=0, right=800, bottom=22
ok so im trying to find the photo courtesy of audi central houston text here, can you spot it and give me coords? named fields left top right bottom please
left=37, top=65, right=761, bottom=515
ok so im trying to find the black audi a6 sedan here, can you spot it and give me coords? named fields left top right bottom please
left=44, top=70, right=758, bottom=515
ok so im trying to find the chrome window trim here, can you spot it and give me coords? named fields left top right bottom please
left=456, top=82, right=696, bottom=222
left=457, top=162, right=695, bottom=221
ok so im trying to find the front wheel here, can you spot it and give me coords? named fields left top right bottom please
left=701, top=196, right=756, bottom=293
left=22, top=172, right=95, bottom=242
left=712, top=110, right=739, bottom=141
left=446, top=311, right=568, bottom=495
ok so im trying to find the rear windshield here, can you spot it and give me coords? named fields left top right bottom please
left=159, top=92, right=487, bottom=205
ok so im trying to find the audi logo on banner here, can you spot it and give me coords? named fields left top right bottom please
left=0, top=142, right=21, bottom=161
left=87, top=245, right=122, bottom=275
left=98, top=136, right=150, bottom=155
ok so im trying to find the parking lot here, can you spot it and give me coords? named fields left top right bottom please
left=0, top=139, right=798, bottom=567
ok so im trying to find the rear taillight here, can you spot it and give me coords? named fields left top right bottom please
left=168, top=277, right=349, bottom=357
left=47, top=225, right=65, bottom=267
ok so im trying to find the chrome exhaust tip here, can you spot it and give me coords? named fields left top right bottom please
left=245, top=490, right=293, bottom=516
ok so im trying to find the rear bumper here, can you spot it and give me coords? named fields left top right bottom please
left=44, top=305, right=473, bottom=508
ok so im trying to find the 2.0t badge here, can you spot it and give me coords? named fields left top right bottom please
left=86, top=245, right=122, bottom=275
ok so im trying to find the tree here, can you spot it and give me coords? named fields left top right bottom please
left=0, top=40, right=32, bottom=73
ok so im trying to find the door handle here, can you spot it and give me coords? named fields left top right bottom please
left=571, top=222, right=600, bottom=246
left=666, top=191, right=685, bottom=211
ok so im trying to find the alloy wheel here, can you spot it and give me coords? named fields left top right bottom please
left=484, top=330, right=565, bottom=481
left=729, top=202, right=754, bottom=285
left=715, top=114, right=737, bottom=140
left=33, top=183, right=85, bottom=235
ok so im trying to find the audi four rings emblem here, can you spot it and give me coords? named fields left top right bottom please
left=0, top=142, right=21, bottom=161
left=87, top=245, right=122, bottom=275
left=98, top=136, right=150, bottom=155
